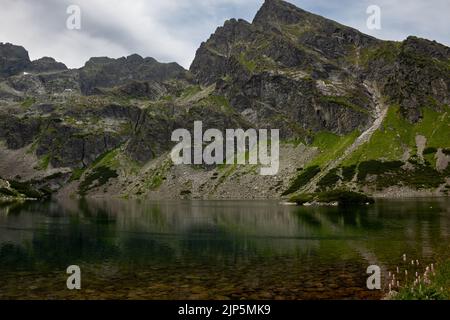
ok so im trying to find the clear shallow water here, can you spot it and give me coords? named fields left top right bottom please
left=0, top=198, right=449, bottom=300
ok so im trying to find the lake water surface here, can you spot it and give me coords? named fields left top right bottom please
left=0, top=198, right=449, bottom=300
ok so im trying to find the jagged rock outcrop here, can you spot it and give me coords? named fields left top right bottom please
left=385, top=37, right=450, bottom=122
left=0, top=46, right=188, bottom=99
left=30, top=57, right=67, bottom=73
left=0, top=43, right=31, bottom=78
left=252, top=0, right=379, bottom=59
left=359, top=36, right=450, bottom=122
left=79, top=54, right=189, bottom=95
left=116, top=80, right=167, bottom=99
left=190, top=0, right=377, bottom=136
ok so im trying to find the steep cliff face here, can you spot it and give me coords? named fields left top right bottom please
left=386, top=37, right=450, bottom=122
left=79, top=54, right=189, bottom=95
left=0, top=0, right=449, bottom=199
left=0, top=43, right=31, bottom=78
left=358, top=36, right=450, bottom=122
left=30, top=57, right=67, bottom=73
left=190, top=0, right=379, bottom=137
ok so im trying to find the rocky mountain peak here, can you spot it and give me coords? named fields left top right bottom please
left=205, top=18, right=253, bottom=51
left=79, top=54, right=188, bottom=95
left=30, top=57, right=67, bottom=73
left=0, top=42, right=31, bottom=78
left=126, top=53, right=144, bottom=62
left=253, top=0, right=310, bottom=26
left=403, top=36, right=450, bottom=61
left=253, top=0, right=378, bottom=52
left=83, top=56, right=115, bottom=67
left=190, top=0, right=380, bottom=85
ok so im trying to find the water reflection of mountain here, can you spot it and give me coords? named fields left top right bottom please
left=0, top=198, right=449, bottom=271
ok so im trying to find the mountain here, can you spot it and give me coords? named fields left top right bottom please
left=1, top=0, right=449, bottom=201
left=190, top=0, right=380, bottom=137
left=79, top=54, right=188, bottom=95
left=0, top=43, right=31, bottom=78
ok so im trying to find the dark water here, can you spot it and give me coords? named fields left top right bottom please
left=0, top=198, right=449, bottom=300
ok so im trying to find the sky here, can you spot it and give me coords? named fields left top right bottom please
left=0, top=0, right=449, bottom=69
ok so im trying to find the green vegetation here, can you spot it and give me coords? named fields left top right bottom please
left=180, top=190, right=192, bottom=196
left=78, top=166, right=118, bottom=196
left=161, top=95, right=174, bottom=102
left=91, top=149, right=120, bottom=168
left=76, top=149, right=124, bottom=195
left=9, top=180, right=44, bottom=199
left=357, top=160, right=404, bottom=181
left=214, top=163, right=238, bottom=191
left=282, top=166, right=320, bottom=195
left=310, top=131, right=359, bottom=167
left=401, top=42, right=450, bottom=74
left=290, top=190, right=374, bottom=206
left=198, top=94, right=235, bottom=115
left=21, top=97, right=36, bottom=108
left=288, top=193, right=314, bottom=205
left=118, top=122, right=134, bottom=136
left=395, top=285, right=447, bottom=300
left=180, top=85, right=202, bottom=99
left=360, top=41, right=401, bottom=67
left=283, top=131, right=360, bottom=195
left=317, top=190, right=374, bottom=206
left=70, top=148, right=120, bottom=182
left=342, top=165, right=357, bottom=181
left=317, top=168, right=340, bottom=190
left=238, top=52, right=257, bottom=72
left=36, top=154, right=51, bottom=171
left=423, top=147, right=437, bottom=155
left=281, top=23, right=313, bottom=39
left=354, top=159, right=446, bottom=190
left=416, top=107, right=450, bottom=148
left=344, top=105, right=450, bottom=165
left=393, top=259, right=450, bottom=300
left=148, top=175, right=164, bottom=189
left=69, top=167, right=86, bottom=182
left=207, top=95, right=231, bottom=109
left=144, top=160, right=172, bottom=191
left=320, top=95, right=369, bottom=115
left=0, top=187, right=18, bottom=197
left=344, top=106, right=411, bottom=163
left=377, top=165, right=445, bottom=190
left=291, top=110, right=449, bottom=192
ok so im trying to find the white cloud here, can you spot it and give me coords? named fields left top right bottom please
left=0, top=0, right=448, bottom=70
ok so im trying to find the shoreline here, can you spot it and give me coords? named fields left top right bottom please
left=51, top=193, right=450, bottom=202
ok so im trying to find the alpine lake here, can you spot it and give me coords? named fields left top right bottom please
left=1, top=197, right=449, bottom=300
